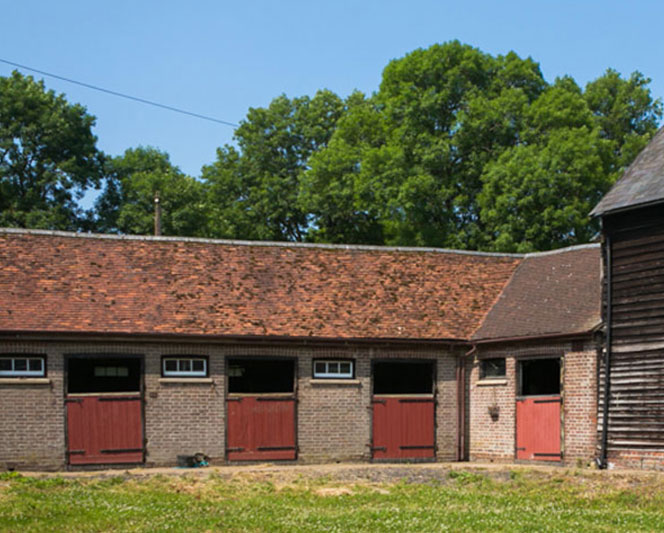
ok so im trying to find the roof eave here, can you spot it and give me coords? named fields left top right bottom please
left=591, top=197, right=664, bottom=218
left=0, top=328, right=469, bottom=346
left=471, top=328, right=598, bottom=346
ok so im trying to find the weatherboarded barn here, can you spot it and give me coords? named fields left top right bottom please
left=466, top=245, right=601, bottom=465
left=592, top=127, right=664, bottom=470
left=0, top=229, right=529, bottom=470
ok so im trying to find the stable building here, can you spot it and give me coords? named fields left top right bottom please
left=467, top=245, right=601, bottom=464
left=0, top=228, right=600, bottom=470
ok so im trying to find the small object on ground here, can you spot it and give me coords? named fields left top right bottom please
left=176, top=453, right=209, bottom=468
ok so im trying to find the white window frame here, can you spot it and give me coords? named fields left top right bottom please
left=313, top=359, right=354, bottom=379
left=0, top=356, right=45, bottom=377
left=162, top=357, right=207, bottom=377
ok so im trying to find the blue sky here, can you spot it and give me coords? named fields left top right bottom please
left=2, top=0, right=663, bottom=178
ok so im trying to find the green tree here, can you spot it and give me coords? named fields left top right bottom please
left=95, top=147, right=206, bottom=236
left=478, top=74, right=662, bottom=252
left=304, top=42, right=548, bottom=247
left=298, top=91, right=386, bottom=244
left=584, top=69, right=662, bottom=170
left=0, top=71, right=102, bottom=230
left=203, top=89, right=345, bottom=241
left=478, top=128, right=609, bottom=252
left=304, top=42, right=661, bottom=251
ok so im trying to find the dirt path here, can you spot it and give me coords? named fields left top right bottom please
left=14, top=461, right=664, bottom=487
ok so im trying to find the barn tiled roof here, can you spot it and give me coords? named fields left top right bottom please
left=591, top=128, right=664, bottom=216
left=472, top=244, right=601, bottom=341
left=0, top=229, right=522, bottom=341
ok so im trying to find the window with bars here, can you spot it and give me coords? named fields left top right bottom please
left=94, top=366, right=129, bottom=377
left=0, top=356, right=45, bottom=377
left=162, top=357, right=207, bottom=377
left=313, top=359, right=354, bottom=379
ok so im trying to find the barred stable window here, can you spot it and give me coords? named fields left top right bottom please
left=313, top=360, right=354, bottom=379
left=162, top=357, right=207, bottom=377
left=94, top=366, right=129, bottom=377
left=0, top=356, right=45, bottom=377
left=480, top=358, right=506, bottom=379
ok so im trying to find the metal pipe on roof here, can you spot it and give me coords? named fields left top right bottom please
left=154, top=192, right=162, bottom=236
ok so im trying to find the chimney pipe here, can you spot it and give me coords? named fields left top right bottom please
left=154, top=191, right=162, bottom=236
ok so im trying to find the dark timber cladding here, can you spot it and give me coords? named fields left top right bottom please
left=601, top=205, right=664, bottom=453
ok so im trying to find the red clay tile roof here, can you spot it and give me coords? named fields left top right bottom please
left=471, top=244, right=601, bottom=341
left=0, top=230, right=522, bottom=341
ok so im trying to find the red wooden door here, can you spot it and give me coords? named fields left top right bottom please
left=226, top=396, right=296, bottom=460
left=516, top=396, right=562, bottom=461
left=372, top=396, right=435, bottom=459
left=66, top=394, right=143, bottom=465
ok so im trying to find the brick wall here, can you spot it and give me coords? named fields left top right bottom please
left=437, top=351, right=462, bottom=461
left=143, top=344, right=226, bottom=466
left=0, top=339, right=458, bottom=470
left=297, top=349, right=370, bottom=463
left=467, top=352, right=516, bottom=462
left=0, top=340, right=228, bottom=470
left=563, top=346, right=598, bottom=464
left=0, top=341, right=64, bottom=470
left=606, top=450, right=664, bottom=471
left=297, top=345, right=459, bottom=463
left=468, top=340, right=598, bottom=466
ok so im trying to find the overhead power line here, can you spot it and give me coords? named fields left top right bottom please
left=0, top=58, right=239, bottom=127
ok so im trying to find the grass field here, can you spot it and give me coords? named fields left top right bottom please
left=1, top=465, right=664, bottom=532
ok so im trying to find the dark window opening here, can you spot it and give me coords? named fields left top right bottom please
left=68, top=358, right=141, bottom=394
left=480, top=358, right=506, bottom=379
left=519, top=358, right=561, bottom=396
left=373, top=361, right=434, bottom=395
left=228, top=358, right=294, bottom=394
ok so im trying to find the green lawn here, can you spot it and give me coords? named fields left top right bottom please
left=1, top=467, right=664, bottom=532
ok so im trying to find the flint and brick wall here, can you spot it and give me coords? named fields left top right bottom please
left=468, top=340, right=598, bottom=465
left=0, top=339, right=458, bottom=470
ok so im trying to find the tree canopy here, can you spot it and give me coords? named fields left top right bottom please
left=0, top=71, right=102, bottom=230
left=302, top=43, right=662, bottom=251
left=1, top=43, right=661, bottom=251
left=202, top=90, right=345, bottom=241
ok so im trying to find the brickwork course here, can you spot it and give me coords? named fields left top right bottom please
left=0, top=229, right=603, bottom=470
